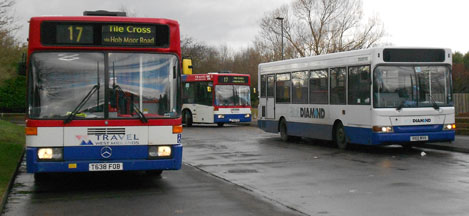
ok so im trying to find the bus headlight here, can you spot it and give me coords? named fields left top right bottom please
left=218, top=115, right=225, bottom=119
left=149, top=146, right=172, bottom=158
left=444, top=124, right=456, bottom=130
left=37, top=148, right=63, bottom=160
left=245, top=114, right=250, bottom=118
left=372, top=126, right=394, bottom=133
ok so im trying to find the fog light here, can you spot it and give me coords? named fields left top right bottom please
left=218, top=115, right=224, bottom=119
left=372, top=126, right=393, bottom=133
left=149, top=146, right=172, bottom=158
left=38, top=148, right=63, bottom=160
left=444, top=124, right=456, bottom=130
left=149, top=146, right=158, bottom=157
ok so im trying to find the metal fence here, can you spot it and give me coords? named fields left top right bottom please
left=454, top=93, right=469, bottom=115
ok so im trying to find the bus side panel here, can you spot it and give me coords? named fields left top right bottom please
left=192, top=104, right=214, bottom=123
left=343, top=105, right=373, bottom=145
left=258, top=119, right=278, bottom=133
left=287, top=122, right=332, bottom=140
left=344, top=126, right=373, bottom=145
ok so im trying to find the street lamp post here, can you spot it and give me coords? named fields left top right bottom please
left=275, top=17, right=284, bottom=60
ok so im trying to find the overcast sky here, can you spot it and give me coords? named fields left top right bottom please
left=13, top=0, right=469, bottom=53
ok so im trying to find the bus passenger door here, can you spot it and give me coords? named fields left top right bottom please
left=266, top=75, right=275, bottom=119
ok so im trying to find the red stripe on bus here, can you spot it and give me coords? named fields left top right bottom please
left=26, top=118, right=182, bottom=127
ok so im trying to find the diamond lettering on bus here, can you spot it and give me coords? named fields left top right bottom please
left=300, top=107, right=325, bottom=119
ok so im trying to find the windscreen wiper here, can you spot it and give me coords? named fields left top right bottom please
left=64, top=85, right=99, bottom=124
left=429, top=95, right=440, bottom=110
left=114, top=85, right=148, bottom=123
left=396, top=100, right=405, bottom=111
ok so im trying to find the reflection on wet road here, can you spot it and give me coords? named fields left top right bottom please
left=183, top=124, right=469, bottom=216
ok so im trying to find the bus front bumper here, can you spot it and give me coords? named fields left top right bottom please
left=371, top=130, right=455, bottom=145
left=26, top=144, right=182, bottom=173
left=214, top=114, right=251, bottom=123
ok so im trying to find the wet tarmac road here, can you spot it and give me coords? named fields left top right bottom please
left=3, top=124, right=469, bottom=216
left=2, top=160, right=299, bottom=216
left=182, top=124, right=469, bottom=216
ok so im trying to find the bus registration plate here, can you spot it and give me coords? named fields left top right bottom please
left=410, top=136, right=429, bottom=142
left=89, top=163, right=123, bottom=171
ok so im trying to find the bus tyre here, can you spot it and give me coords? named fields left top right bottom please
left=217, top=123, right=224, bottom=127
left=279, top=119, right=291, bottom=142
left=334, top=122, right=348, bottom=150
left=183, top=110, right=192, bottom=127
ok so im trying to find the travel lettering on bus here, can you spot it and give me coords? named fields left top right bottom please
left=95, top=134, right=139, bottom=141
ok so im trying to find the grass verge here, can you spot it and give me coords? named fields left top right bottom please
left=0, top=120, right=24, bottom=200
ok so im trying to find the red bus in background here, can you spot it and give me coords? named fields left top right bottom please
left=25, top=11, right=185, bottom=179
left=182, top=72, right=252, bottom=127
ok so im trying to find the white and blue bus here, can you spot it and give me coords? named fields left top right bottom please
left=258, top=47, right=455, bottom=149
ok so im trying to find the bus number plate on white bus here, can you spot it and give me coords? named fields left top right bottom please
left=89, top=163, right=123, bottom=171
left=410, top=136, right=429, bottom=142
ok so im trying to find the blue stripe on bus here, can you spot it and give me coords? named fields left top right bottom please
left=64, top=145, right=149, bottom=160
left=287, top=122, right=332, bottom=140
left=257, top=119, right=278, bottom=133
left=370, top=130, right=455, bottom=145
left=26, top=144, right=182, bottom=173
left=343, top=126, right=373, bottom=145
left=214, top=114, right=251, bottom=123
left=393, top=124, right=443, bottom=133
left=258, top=119, right=455, bottom=145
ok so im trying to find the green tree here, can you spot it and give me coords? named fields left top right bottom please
left=0, top=75, right=26, bottom=112
left=453, top=52, right=464, bottom=64
left=0, top=0, right=24, bottom=84
left=463, top=52, right=469, bottom=70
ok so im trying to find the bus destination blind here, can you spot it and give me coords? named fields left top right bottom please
left=102, top=24, right=156, bottom=46
left=42, top=22, right=169, bottom=47
left=56, top=24, right=94, bottom=44
left=218, top=76, right=249, bottom=84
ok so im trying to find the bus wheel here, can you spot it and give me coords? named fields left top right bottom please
left=279, top=119, right=291, bottom=142
left=334, top=122, right=348, bottom=149
left=217, top=123, right=224, bottom=127
left=183, top=110, right=192, bottom=127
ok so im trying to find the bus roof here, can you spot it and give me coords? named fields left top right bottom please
left=28, top=16, right=181, bottom=55
left=29, top=16, right=179, bottom=25
left=259, top=47, right=452, bottom=74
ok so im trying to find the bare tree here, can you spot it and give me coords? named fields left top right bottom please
left=256, top=0, right=384, bottom=59
left=0, top=0, right=24, bottom=83
left=118, top=5, right=138, bottom=17
left=0, top=0, right=15, bottom=29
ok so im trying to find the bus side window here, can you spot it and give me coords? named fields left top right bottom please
left=260, top=75, right=266, bottom=98
left=330, top=67, right=346, bottom=105
left=348, top=65, right=371, bottom=105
